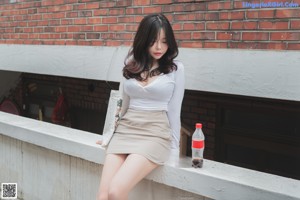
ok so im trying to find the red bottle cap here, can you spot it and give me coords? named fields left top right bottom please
left=195, top=123, right=202, bottom=129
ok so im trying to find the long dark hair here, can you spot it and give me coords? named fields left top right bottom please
left=123, top=14, right=178, bottom=81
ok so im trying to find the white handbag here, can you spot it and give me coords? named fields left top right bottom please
left=101, top=83, right=123, bottom=147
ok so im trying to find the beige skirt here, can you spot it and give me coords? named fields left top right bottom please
left=106, top=108, right=172, bottom=165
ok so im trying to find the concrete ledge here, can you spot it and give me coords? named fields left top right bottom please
left=0, top=111, right=299, bottom=200
left=1, top=44, right=300, bottom=101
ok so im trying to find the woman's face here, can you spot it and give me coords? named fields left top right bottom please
left=148, top=29, right=168, bottom=63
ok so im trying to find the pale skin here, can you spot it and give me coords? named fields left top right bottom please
left=96, top=29, right=168, bottom=200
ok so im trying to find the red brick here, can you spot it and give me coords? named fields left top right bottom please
left=37, top=7, right=47, bottom=13
left=61, top=19, right=73, bottom=25
left=43, top=13, right=53, bottom=19
left=118, top=16, right=135, bottom=23
left=153, top=0, right=172, bottom=4
left=287, top=43, right=300, bottom=50
left=18, top=22, right=27, bottom=27
left=179, top=41, right=203, bottom=48
left=220, top=11, right=244, bottom=20
left=86, top=2, right=99, bottom=9
left=192, top=32, right=215, bottom=40
left=259, top=10, right=275, bottom=18
left=53, top=0, right=64, bottom=5
left=37, top=20, right=48, bottom=26
left=134, top=16, right=144, bottom=23
left=116, top=0, right=132, bottom=7
left=172, top=23, right=182, bottom=31
left=65, top=41, right=77, bottom=45
left=40, top=33, right=50, bottom=39
left=14, top=28, right=25, bottom=33
left=41, top=0, right=54, bottom=6
left=291, top=20, right=300, bottom=29
left=163, top=4, right=184, bottom=12
left=91, top=41, right=105, bottom=46
left=18, top=2, right=33, bottom=9
left=52, top=13, right=65, bottom=19
left=116, top=33, right=134, bottom=40
left=44, top=27, right=55, bottom=32
left=29, top=33, right=39, bottom=39
left=109, top=8, right=125, bottom=15
left=203, top=42, right=227, bottom=48
left=59, top=5, right=73, bottom=12
left=81, top=26, right=93, bottom=32
left=242, top=32, right=269, bottom=41
left=267, top=43, right=287, bottom=50
left=101, top=33, right=116, bottom=39
left=183, top=23, right=205, bottom=31
left=109, top=24, right=125, bottom=32
left=126, top=24, right=138, bottom=32
left=74, top=18, right=86, bottom=25
left=258, top=21, right=288, bottom=30
left=55, top=27, right=67, bottom=32
left=66, top=12, right=78, bottom=18
left=247, top=10, right=275, bottom=19
left=19, top=34, right=28, bottom=39
left=61, top=33, right=72, bottom=39
left=125, top=7, right=143, bottom=15
left=87, top=33, right=100, bottom=39
left=79, top=11, right=93, bottom=17
left=106, top=40, right=123, bottom=46
left=28, top=8, right=37, bottom=14
left=88, top=17, right=102, bottom=24
left=205, top=13, right=219, bottom=20
left=34, top=27, right=43, bottom=33
left=102, top=17, right=117, bottom=24
left=174, top=0, right=194, bottom=2
left=31, top=14, right=42, bottom=20
left=74, top=4, right=86, bottom=10
left=270, top=32, right=300, bottom=41
left=143, top=6, right=162, bottom=14
left=94, top=9, right=108, bottom=16
left=67, top=26, right=81, bottom=32
left=54, top=41, right=66, bottom=45
left=49, top=33, right=60, bottom=39
left=206, top=22, right=230, bottom=30
left=133, top=0, right=150, bottom=6
left=99, top=1, right=115, bottom=8
left=276, top=9, right=300, bottom=18
left=233, top=1, right=244, bottom=9
left=231, top=21, right=257, bottom=30
left=207, top=2, right=231, bottom=10
left=73, top=33, right=85, bottom=40
left=49, top=20, right=60, bottom=26
left=175, top=32, right=191, bottom=40
left=217, top=32, right=240, bottom=40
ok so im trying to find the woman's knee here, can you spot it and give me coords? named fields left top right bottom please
left=108, top=184, right=128, bottom=200
left=97, top=193, right=107, bottom=200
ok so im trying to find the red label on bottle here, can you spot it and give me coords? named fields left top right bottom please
left=192, top=140, right=204, bottom=149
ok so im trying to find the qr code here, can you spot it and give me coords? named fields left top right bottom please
left=1, top=183, right=17, bottom=199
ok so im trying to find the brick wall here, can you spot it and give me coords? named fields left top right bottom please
left=0, top=0, right=299, bottom=50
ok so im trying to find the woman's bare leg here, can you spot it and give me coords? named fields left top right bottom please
left=107, top=154, right=158, bottom=200
left=97, top=154, right=127, bottom=200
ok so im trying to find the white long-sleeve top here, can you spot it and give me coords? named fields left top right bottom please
left=120, top=61, right=185, bottom=149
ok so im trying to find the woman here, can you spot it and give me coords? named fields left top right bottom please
left=97, top=14, right=185, bottom=200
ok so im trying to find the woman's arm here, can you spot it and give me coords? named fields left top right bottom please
left=167, top=62, right=185, bottom=149
left=120, top=79, right=130, bottom=118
